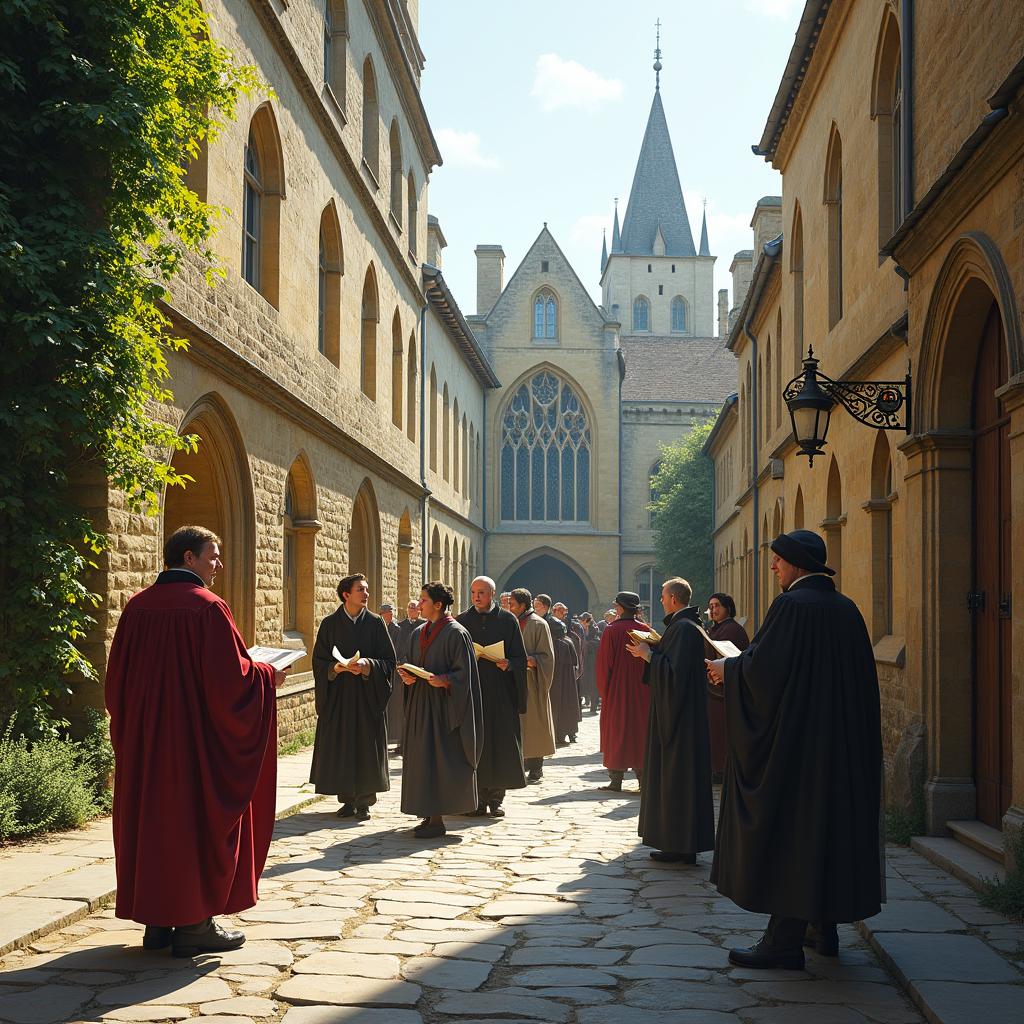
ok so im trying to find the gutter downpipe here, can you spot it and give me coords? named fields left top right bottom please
left=419, top=298, right=429, bottom=581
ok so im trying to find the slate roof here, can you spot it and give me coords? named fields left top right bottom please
left=620, top=336, right=736, bottom=404
left=619, top=91, right=696, bottom=257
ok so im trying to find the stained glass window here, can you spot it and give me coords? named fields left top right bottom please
left=500, top=371, right=591, bottom=522
left=633, top=296, right=649, bottom=332
left=242, top=130, right=261, bottom=289
left=671, top=296, right=687, bottom=333
left=533, top=290, right=558, bottom=340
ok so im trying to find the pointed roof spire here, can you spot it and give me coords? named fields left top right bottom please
left=653, top=18, right=663, bottom=91
left=611, top=198, right=622, bottom=252
left=699, top=199, right=710, bottom=256
left=601, top=229, right=608, bottom=273
left=619, top=90, right=696, bottom=257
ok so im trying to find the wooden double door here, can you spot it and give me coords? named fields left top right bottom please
left=971, top=301, right=1012, bottom=828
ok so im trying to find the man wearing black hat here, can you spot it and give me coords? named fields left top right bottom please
left=706, top=530, right=883, bottom=969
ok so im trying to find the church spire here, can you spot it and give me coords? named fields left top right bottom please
left=601, top=229, right=608, bottom=273
left=611, top=198, right=621, bottom=252
left=699, top=201, right=710, bottom=256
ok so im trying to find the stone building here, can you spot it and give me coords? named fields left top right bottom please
left=705, top=0, right=1024, bottom=869
left=469, top=67, right=734, bottom=621
left=75, top=0, right=497, bottom=741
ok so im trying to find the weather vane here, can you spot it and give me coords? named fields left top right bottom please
left=654, top=19, right=663, bottom=90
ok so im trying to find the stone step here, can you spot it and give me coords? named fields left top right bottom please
left=911, top=836, right=1005, bottom=893
left=947, top=819, right=1005, bottom=862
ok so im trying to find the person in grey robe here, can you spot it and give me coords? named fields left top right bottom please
left=549, top=615, right=582, bottom=746
left=457, top=576, right=528, bottom=816
left=397, top=581, right=483, bottom=839
left=390, top=601, right=423, bottom=755
left=310, top=573, right=396, bottom=820
left=508, top=588, right=555, bottom=783
left=628, top=576, right=714, bottom=865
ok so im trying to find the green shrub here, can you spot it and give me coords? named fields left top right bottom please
left=278, top=728, right=316, bottom=758
left=0, top=722, right=99, bottom=841
left=980, top=827, right=1024, bottom=923
left=78, top=708, right=115, bottom=812
left=885, top=803, right=925, bottom=846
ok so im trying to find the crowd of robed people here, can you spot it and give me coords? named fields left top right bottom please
left=106, top=523, right=883, bottom=972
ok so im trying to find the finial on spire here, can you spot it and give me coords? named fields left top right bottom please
left=654, top=18, right=663, bottom=90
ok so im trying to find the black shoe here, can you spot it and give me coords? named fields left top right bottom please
left=412, top=822, right=446, bottom=839
left=354, top=806, right=370, bottom=821
left=336, top=803, right=356, bottom=818
left=728, top=939, right=805, bottom=970
left=600, top=781, right=622, bottom=792
left=556, top=739, right=570, bottom=748
left=488, top=804, right=506, bottom=817
left=527, top=770, right=543, bottom=784
left=569, top=734, right=577, bottom=743
left=804, top=922, right=839, bottom=957
left=466, top=804, right=488, bottom=817
left=142, top=925, right=173, bottom=950
left=649, top=851, right=697, bottom=863
left=172, top=918, right=245, bottom=958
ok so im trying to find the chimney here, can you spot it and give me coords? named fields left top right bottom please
left=475, top=245, right=505, bottom=316
left=718, top=289, right=729, bottom=340
left=729, top=251, right=754, bottom=313
left=751, top=196, right=783, bottom=255
left=427, top=215, right=446, bottom=269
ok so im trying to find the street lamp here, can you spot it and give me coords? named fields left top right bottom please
left=784, top=347, right=911, bottom=467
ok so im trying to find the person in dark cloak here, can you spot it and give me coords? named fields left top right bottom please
left=704, top=593, right=749, bottom=780
left=457, top=576, right=528, bottom=816
left=381, top=603, right=404, bottom=755
left=391, top=600, right=422, bottom=755
left=105, top=525, right=284, bottom=956
left=578, top=612, right=601, bottom=712
left=310, top=573, right=396, bottom=821
left=706, top=530, right=883, bottom=970
left=398, top=581, right=484, bottom=839
left=549, top=615, right=582, bottom=746
left=627, top=576, right=714, bottom=865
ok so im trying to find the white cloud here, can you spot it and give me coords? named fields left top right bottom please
left=530, top=53, right=624, bottom=114
left=436, top=128, right=499, bottom=169
left=743, top=0, right=803, bottom=19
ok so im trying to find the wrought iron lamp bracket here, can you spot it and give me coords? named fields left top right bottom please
left=783, top=361, right=912, bottom=434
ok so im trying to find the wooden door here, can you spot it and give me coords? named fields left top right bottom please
left=972, top=301, right=1012, bottom=827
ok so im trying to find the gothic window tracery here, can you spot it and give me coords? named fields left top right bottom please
left=500, top=371, right=591, bottom=523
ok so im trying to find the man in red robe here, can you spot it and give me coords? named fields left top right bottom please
left=596, top=591, right=650, bottom=792
left=105, top=525, right=284, bottom=957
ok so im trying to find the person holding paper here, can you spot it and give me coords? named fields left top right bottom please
left=596, top=592, right=650, bottom=792
left=706, top=530, right=883, bottom=969
left=457, top=576, right=528, bottom=816
left=508, top=588, right=555, bottom=783
left=705, top=593, right=749, bottom=780
left=627, top=577, right=714, bottom=865
left=105, top=525, right=284, bottom=956
left=397, top=582, right=483, bottom=838
left=310, top=573, right=396, bottom=821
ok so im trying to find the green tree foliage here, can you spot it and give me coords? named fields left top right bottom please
left=0, top=1, right=258, bottom=735
left=649, top=420, right=716, bottom=610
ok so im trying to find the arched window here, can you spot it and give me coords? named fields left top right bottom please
left=633, top=295, right=650, bottom=332
left=318, top=201, right=343, bottom=364
left=442, top=382, right=450, bottom=482
left=407, top=172, right=418, bottom=259
left=533, top=290, right=557, bottom=340
left=791, top=204, right=804, bottom=374
left=362, top=56, right=379, bottom=181
left=649, top=459, right=662, bottom=528
left=429, top=365, right=437, bottom=470
left=317, top=233, right=325, bottom=355
left=389, top=119, right=403, bottom=227
left=452, top=398, right=460, bottom=492
left=283, top=455, right=318, bottom=667
left=406, top=332, right=417, bottom=442
left=391, top=309, right=403, bottom=428
left=634, top=565, right=661, bottom=623
left=764, top=340, right=772, bottom=438
left=775, top=309, right=783, bottom=428
left=360, top=265, right=378, bottom=399
left=869, top=433, right=895, bottom=639
left=825, top=126, right=844, bottom=328
left=670, top=296, right=687, bottom=334
left=242, top=105, right=284, bottom=307
left=283, top=477, right=297, bottom=631
left=872, top=12, right=902, bottom=246
left=500, top=370, right=592, bottom=523
left=324, top=1, right=347, bottom=107
left=461, top=415, right=469, bottom=495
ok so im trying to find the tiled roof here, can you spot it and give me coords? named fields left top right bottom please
left=620, top=336, right=736, bottom=404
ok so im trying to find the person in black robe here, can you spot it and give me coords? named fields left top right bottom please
left=706, top=530, right=883, bottom=970
left=457, top=576, right=527, bottom=816
left=398, top=582, right=483, bottom=839
left=578, top=613, right=601, bottom=712
left=390, top=601, right=422, bottom=755
left=381, top=603, right=403, bottom=754
left=705, top=593, right=750, bottom=780
left=549, top=616, right=582, bottom=746
left=628, top=577, right=714, bottom=865
left=310, top=573, right=396, bottom=821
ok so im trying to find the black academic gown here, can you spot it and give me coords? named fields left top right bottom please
left=385, top=619, right=404, bottom=743
left=549, top=617, right=582, bottom=741
left=580, top=624, right=600, bottom=705
left=711, top=575, right=883, bottom=924
left=401, top=618, right=484, bottom=816
left=310, top=608, right=395, bottom=802
left=456, top=604, right=528, bottom=792
left=639, top=606, right=715, bottom=854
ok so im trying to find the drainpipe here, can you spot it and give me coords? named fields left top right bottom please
left=419, top=300, right=429, bottom=581
left=900, top=0, right=914, bottom=217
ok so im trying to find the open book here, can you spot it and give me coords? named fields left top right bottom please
left=331, top=646, right=362, bottom=670
left=247, top=646, right=306, bottom=670
left=695, top=625, right=742, bottom=659
left=399, top=662, right=433, bottom=681
left=627, top=627, right=662, bottom=646
left=473, top=640, right=505, bottom=663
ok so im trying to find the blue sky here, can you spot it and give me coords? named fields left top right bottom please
left=419, top=0, right=804, bottom=314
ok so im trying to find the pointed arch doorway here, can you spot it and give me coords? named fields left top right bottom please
left=502, top=552, right=591, bottom=618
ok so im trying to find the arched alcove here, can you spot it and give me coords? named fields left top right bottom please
left=349, top=479, right=382, bottom=608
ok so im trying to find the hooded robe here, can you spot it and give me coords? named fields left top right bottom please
left=456, top=604, right=528, bottom=792
left=105, top=571, right=277, bottom=926
left=711, top=575, right=883, bottom=924
left=639, top=606, right=715, bottom=854
left=310, top=607, right=395, bottom=801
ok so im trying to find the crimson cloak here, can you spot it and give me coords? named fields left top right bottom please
left=596, top=615, right=650, bottom=771
left=105, top=575, right=277, bottom=926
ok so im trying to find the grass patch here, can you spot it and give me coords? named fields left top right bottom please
left=979, top=827, right=1024, bottom=923
left=885, top=802, right=925, bottom=846
left=278, top=728, right=316, bottom=757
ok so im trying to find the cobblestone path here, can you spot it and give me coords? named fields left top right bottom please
left=0, top=715, right=924, bottom=1024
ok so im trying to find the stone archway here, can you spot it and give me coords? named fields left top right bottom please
left=163, top=394, right=255, bottom=640
left=501, top=551, right=592, bottom=618
left=349, top=479, right=382, bottom=609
